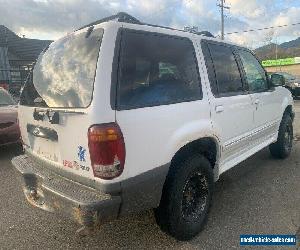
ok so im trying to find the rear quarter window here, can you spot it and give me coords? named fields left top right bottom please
left=116, top=30, right=202, bottom=110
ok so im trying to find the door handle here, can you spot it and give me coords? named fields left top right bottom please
left=254, top=99, right=260, bottom=105
left=215, top=105, right=224, bottom=113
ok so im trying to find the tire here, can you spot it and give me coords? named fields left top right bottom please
left=269, top=114, right=293, bottom=159
left=154, top=154, right=214, bottom=241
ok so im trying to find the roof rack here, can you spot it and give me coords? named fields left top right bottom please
left=139, top=23, right=215, bottom=38
left=78, top=12, right=141, bottom=30
left=78, top=12, right=214, bottom=38
left=194, top=31, right=214, bottom=38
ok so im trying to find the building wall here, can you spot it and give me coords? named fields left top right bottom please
left=265, top=64, right=300, bottom=77
left=0, top=47, right=11, bottom=82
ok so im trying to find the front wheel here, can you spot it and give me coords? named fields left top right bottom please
left=269, top=114, right=293, bottom=159
left=154, top=154, right=213, bottom=241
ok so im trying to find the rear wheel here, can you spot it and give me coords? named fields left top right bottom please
left=155, top=154, right=213, bottom=241
left=269, top=114, right=293, bottom=159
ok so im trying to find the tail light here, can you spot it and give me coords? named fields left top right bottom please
left=88, top=123, right=125, bottom=180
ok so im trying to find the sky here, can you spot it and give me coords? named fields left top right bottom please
left=1, top=0, right=300, bottom=48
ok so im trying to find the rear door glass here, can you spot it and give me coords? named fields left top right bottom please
left=207, top=43, right=244, bottom=96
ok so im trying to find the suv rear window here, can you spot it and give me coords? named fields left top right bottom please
left=20, top=28, right=104, bottom=108
left=116, top=30, right=202, bottom=109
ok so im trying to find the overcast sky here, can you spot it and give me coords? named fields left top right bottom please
left=1, top=0, right=300, bottom=47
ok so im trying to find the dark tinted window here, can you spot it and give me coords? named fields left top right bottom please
left=238, top=50, right=268, bottom=92
left=208, top=44, right=243, bottom=95
left=0, top=89, right=15, bottom=106
left=117, top=30, right=201, bottom=109
left=20, top=28, right=104, bottom=108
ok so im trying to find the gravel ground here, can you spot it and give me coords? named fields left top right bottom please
left=0, top=101, right=299, bottom=249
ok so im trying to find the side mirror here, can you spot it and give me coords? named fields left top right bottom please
left=271, top=74, right=285, bottom=87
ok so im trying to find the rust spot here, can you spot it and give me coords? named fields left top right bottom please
left=52, top=200, right=61, bottom=210
left=73, top=207, right=97, bottom=226
left=73, top=207, right=84, bottom=224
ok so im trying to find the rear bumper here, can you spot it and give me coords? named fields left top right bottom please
left=11, top=154, right=170, bottom=228
left=11, top=155, right=121, bottom=228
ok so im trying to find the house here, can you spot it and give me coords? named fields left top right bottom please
left=0, top=25, right=52, bottom=96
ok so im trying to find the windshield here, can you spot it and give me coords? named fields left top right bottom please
left=20, top=28, right=104, bottom=108
left=0, top=89, right=15, bottom=106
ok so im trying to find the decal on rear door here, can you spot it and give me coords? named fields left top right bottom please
left=63, top=160, right=90, bottom=172
left=78, top=146, right=86, bottom=162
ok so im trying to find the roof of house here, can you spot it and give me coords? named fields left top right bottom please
left=0, top=25, right=53, bottom=62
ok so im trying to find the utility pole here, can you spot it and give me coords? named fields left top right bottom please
left=217, top=0, right=230, bottom=40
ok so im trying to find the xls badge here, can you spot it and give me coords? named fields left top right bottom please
left=78, top=146, right=86, bottom=162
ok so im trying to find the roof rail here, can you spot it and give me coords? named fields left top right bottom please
left=194, top=31, right=215, bottom=38
left=77, top=12, right=215, bottom=38
left=142, top=24, right=215, bottom=38
left=78, top=12, right=141, bottom=30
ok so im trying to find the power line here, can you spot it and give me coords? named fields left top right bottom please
left=226, top=21, right=300, bottom=35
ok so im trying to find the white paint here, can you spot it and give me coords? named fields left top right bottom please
left=18, top=20, right=294, bottom=186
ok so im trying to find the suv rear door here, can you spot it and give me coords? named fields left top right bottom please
left=201, top=41, right=255, bottom=171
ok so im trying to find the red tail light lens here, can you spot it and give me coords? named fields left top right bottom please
left=88, top=123, right=125, bottom=180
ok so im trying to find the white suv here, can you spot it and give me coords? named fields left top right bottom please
left=12, top=13, right=295, bottom=241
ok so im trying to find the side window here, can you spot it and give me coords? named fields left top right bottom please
left=117, top=30, right=202, bottom=109
left=208, top=43, right=243, bottom=95
left=238, top=50, right=268, bottom=92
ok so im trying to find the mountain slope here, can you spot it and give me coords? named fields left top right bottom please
left=254, top=37, right=300, bottom=61
left=280, top=37, right=300, bottom=49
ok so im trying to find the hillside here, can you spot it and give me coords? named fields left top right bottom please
left=0, top=25, right=52, bottom=61
left=254, top=37, right=300, bottom=61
